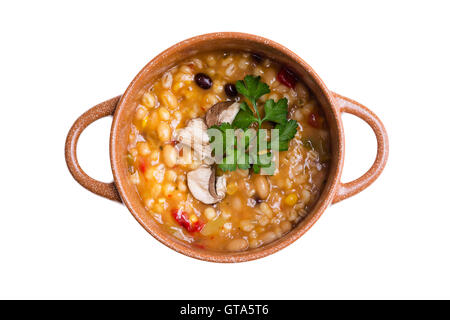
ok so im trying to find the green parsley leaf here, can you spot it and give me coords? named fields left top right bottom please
left=276, top=119, right=298, bottom=142
left=218, top=159, right=236, bottom=172
left=208, top=123, right=232, bottom=146
left=260, top=162, right=276, bottom=175
left=218, top=148, right=251, bottom=172
left=235, top=76, right=269, bottom=121
left=262, top=98, right=288, bottom=124
left=209, top=122, right=233, bottom=136
left=235, top=75, right=270, bottom=105
left=239, top=101, right=253, bottom=113
left=270, top=140, right=290, bottom=151
left=208, top=123, right=235, bottom=159
left=252, top=152, right=275, bottom=175
left=237, top=151, right=251, bottom=170
left=218, top=147, right=237, bottom=171
left=214, top=75, right=300, bottom=175
left=232, top=102, right=258, bottom=129
left=270, top=120, right=298, bottom=151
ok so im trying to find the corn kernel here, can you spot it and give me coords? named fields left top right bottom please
left=189, top=214, right=198, bottom=223
left=141, top=114, right=149, bottom=128
left=284, top=193, right=299, bottom=206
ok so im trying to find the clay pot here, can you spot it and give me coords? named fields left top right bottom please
left=65, top=32, right=388, bottom=262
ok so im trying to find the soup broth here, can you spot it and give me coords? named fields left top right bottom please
left=126, top=51, right=330, bottom=252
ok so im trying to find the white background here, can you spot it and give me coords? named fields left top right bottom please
left=0, top=0, right=449, bottom=299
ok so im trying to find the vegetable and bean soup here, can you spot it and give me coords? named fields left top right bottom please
left=127, top=51, right=330, bottom=252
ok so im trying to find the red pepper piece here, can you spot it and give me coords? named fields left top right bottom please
left=308, top=112, right=321, bottom=128
left=171, top=209, right=204, bottom=233
left=138, top=159, right=147, bottom=173
left=192, top=220, right=205, bottom=233
left=172, top=208, right=190, bottom=230
left=277, top=67, right=297, bottom=89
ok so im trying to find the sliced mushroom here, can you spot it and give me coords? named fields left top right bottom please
left=215, top=175, right=227, bottom=199
left=173, top=118, right=214, bottom=165
left=205, top=101, right=240, bottom=127
left=187, top=165, right=226, bottom=204
left=208, top=167, right=226, bottom=199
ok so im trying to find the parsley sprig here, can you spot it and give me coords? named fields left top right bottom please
left=234, top=76, right=270, bottom=126
left=208, top=75, right=298, bottom=175
left=234, top=75, right=299, bottom=153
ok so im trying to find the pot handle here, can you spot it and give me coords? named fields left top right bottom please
left=332, top=93, right=389, bottom=204
left=65, top=96, right=122, bottom=202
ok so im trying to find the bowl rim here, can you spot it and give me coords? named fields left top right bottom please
left=110, top=32, right=344, bottom=263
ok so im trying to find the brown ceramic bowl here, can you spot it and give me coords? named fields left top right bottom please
left=65, top=32, right=388, bottom=263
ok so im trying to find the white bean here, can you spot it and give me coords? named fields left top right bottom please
left=254, top=175, right=270, bottom=200
left=162, top=144, right=177, bottom=167
left=226, top=239, right=248, bottom=251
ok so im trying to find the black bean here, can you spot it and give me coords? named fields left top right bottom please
left=251, top=53, right=263, bottom=64
left=224, top=83, right=237, bottom=98
left=254, top=196, right=263, bottom=204
left=194, top=73, right=212, bottom=89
